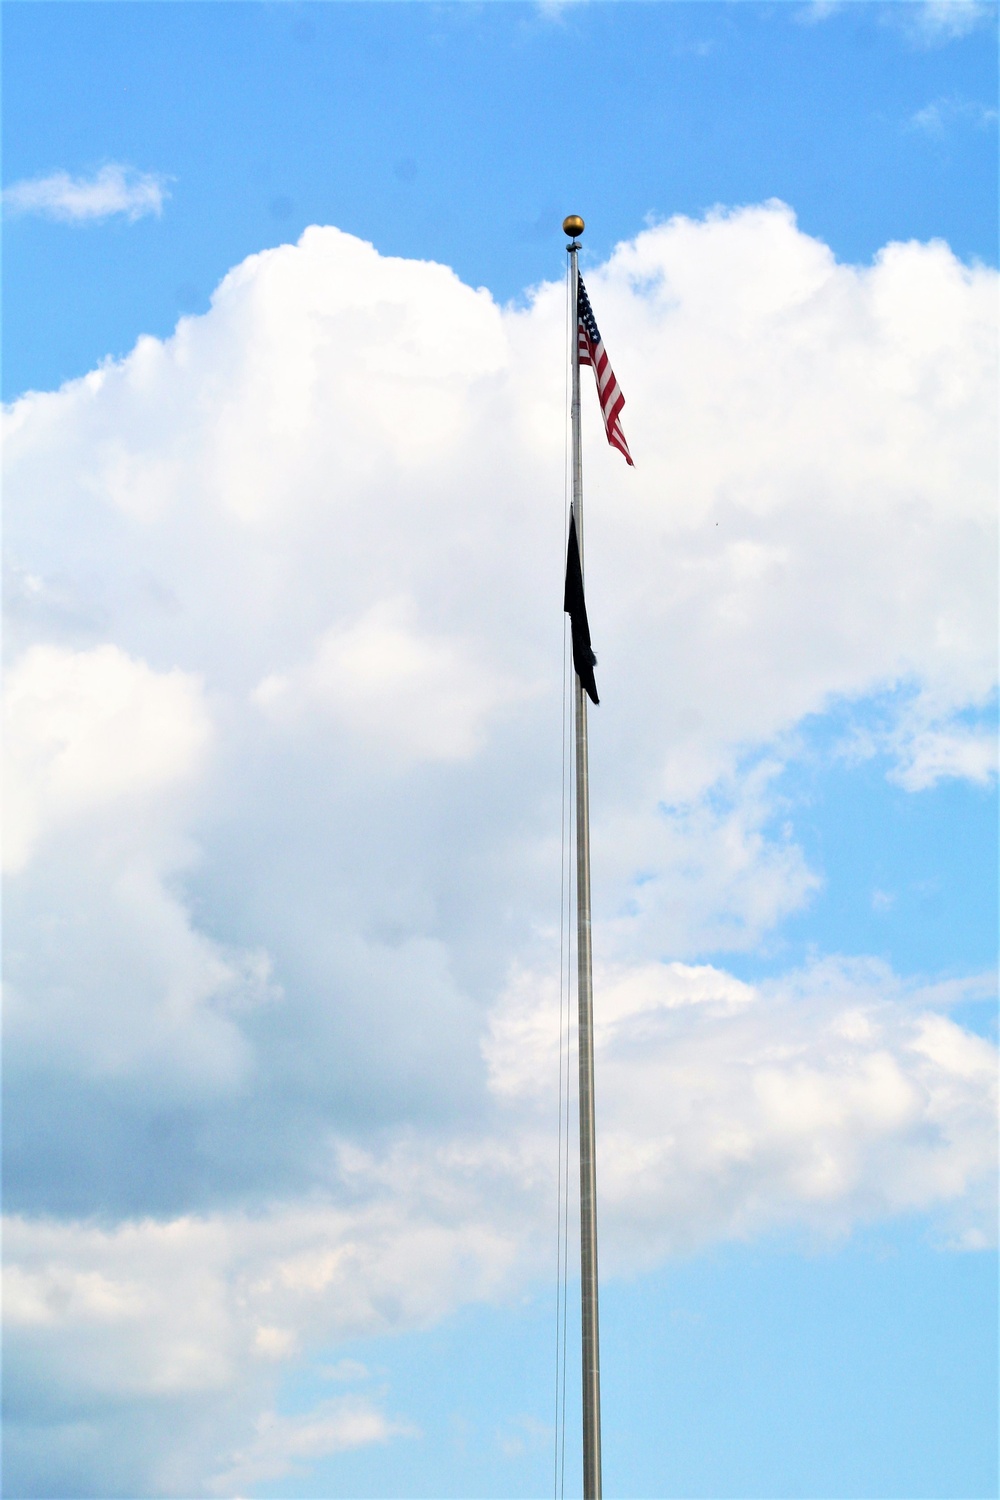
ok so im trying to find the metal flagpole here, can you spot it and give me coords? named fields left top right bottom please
left=563, top=213, right=602, bottom=1500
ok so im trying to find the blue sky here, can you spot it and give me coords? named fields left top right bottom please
left=3, top=4, right=997, bottom=1498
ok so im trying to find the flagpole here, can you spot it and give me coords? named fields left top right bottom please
left=563, top=213, right=602, bottom=1500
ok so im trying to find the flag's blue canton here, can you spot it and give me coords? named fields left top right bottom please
left=578, top=280, right=601, bottom=345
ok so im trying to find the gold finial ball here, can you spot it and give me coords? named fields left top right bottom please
left=563, top=215, right=585, bottom=239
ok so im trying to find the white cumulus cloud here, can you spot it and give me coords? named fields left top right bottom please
left=3, top=203, right=996, bottom=1493
left=3, top=163, right=169, bottom=222
left=4, top=959, right=995, bottom=1490
left=800, top=0, right=996, bottom=44
left=3, top=642, right=210, bottom=872
left=253, top=597, right=527, bottom=763
left=910, top=95, right=999, bottom=134
left=209, top=1396, right=417, bottom=1494
left=909, top=0, right=995, bottom=43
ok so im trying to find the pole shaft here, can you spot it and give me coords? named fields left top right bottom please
left=569, top=242, right=602, bottom=1500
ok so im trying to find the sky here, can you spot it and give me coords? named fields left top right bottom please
left=2, top=3, right=997, bottom=1498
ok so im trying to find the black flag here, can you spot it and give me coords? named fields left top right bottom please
left=564, top=508, right=599, bottom=705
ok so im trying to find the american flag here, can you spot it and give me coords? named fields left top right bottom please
left=577, top=275, right=633, bottom=467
